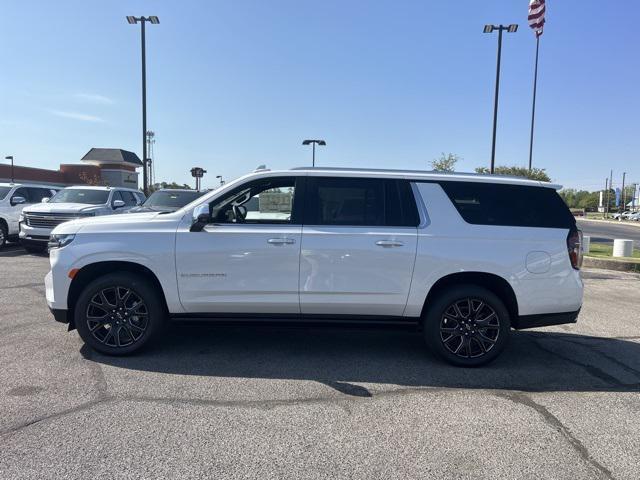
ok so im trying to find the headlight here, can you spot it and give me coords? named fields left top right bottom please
left=48, top=234, right=76, bottom=250
left=18, top=213, right=24, bottom=222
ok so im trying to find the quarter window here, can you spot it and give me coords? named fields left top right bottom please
left=439, top=181, right=576, bottom=229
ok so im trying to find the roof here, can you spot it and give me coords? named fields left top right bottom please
left=62, top=185, right=141, bottom=192
left=287, top=167, right=562, bottom=189
left=81, top=148, right=143, bottom=166
left=0, top=182, right=61, bottom=189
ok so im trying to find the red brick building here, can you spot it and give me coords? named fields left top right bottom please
left=0, top=148, right=142, bottom=188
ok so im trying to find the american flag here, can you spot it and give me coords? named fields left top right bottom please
left=528, top=0, right=546, bottom=37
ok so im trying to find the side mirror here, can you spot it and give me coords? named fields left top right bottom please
left=113, top=199, right=126, bottom=209
left=10, top=196, right=26, bottom=206
left=190, top=204, right=211, bottom=232
left=41, top=197, right=50, bottom=203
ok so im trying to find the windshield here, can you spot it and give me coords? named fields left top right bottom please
left=144, top=190, right=204, bottom=208
left=0, top=187, right=11, bottom=201
left=50, top=189, right=109, bottom=205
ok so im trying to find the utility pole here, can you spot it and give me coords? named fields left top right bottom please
left=603, top=177, right=608, bottom=218
left=621, top=172, right=626, bottom=213
left=483, top=24, right=518, bottom=173
left=127, top=15, right=160, bottom=195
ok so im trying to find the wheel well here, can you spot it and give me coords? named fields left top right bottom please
left=0, top=217, right=7, bottom=231
left=67, top=261, right=168, bottom=329
left=421, top=272, right=520, bottom=326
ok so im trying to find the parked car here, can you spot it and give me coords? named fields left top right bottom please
left=45, top=168, right=583, bottom=366
left=0, top=182, right=59, bottom=249
left=612, top=211, right=628, bottom=220
left=19, top=186, right=145, bottom=253
left=627, top=211, right=640, bottom=221
left=128, top=188, right=207, bottom=213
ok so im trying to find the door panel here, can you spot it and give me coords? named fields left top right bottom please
left=300, top=226, right=418, bottom=316
left=176, top=224, right=301, bottom=313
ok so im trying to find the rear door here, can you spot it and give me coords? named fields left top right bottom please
left=176, top=176, right=303, bottom=314
left=299, top=177, right=419, bottom=317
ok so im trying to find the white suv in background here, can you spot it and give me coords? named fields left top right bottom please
left=20, top=185, right=145, bottom=253
left=44, top=168, right=583, bottom=366
left=0, top=182, right=59, bottom=249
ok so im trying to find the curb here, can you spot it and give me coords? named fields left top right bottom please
left=583, top=256, right=640, bottom=273
left=577, top=218, right=640, bottom=228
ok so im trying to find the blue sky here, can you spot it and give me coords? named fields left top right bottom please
left=1, top=0, right=638, bottom=191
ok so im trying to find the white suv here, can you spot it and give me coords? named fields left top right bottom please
left=0, top=182, right=59, bottom=249
left=44, top=168, right=583, bottom=366
left=20, top=185, right=145, bottom=253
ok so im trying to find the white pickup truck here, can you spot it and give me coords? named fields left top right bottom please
left=44, top=168, right=583, bottom=366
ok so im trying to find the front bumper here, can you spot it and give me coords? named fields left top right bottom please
left=514, top=309, right=581, bottom=330
left=19, top=222, right=52, bottom=244
left=49, top=307, right=69, bottom=324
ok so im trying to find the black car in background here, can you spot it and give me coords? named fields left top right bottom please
left=129, top=189, right=208, bottom=213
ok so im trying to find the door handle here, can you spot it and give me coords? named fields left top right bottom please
left=375, top=240, right=404, bottom=248
left=267, top=238, right=296, bottom=245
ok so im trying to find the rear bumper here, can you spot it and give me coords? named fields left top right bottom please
left=514, top=309, right=580, bottom=330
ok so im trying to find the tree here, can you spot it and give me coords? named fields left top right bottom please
left=474, top=165, right=551, bottom=182
left=430, top=153, right=460, bottom=172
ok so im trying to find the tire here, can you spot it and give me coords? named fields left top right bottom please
left=23, top=244, right=47, bottom=254
left=74, top=272, right=166, bottom=355
left=0, top=222, right=7, bottom=249
left=422, top=284, right=511, bottom=367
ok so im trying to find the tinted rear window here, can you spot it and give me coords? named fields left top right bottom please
left=305, top=177, right=419, bottom=227
left=439, top=181, right=575, bottom=229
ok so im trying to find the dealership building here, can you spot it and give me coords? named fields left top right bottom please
left=0, top=148, right=142, bottom=188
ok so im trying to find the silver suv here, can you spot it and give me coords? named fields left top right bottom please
left=0, top=182, right=59, bottom=249
left=20, top=186, right=145, bottom=253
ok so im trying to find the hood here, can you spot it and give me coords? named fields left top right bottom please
left=23, top=202, right=103, bottom=214
left=51, top=211, right=163, bottom=235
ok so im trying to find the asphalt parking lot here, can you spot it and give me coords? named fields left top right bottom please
left=1, top=252, right=639, bottom=479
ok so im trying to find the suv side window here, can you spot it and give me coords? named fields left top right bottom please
left=304, top=177, right=419, bottom=227
left=120, top=191, right=138, bottom=206
left=210, top=177, right=298, bottom=225
left=439, top=181, right=576, bottom=229
left=27, top=188, right=52, bottom=203
left=13, top=187, right=30, bottom=203
left=111, top=190, right=123, bottom=207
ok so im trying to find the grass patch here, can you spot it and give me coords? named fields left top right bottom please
left=586, top=243, right=640, bottom=262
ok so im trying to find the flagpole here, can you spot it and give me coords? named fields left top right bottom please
left=528, top=35, right=540, bottom=171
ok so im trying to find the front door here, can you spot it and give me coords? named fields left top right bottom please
left=176, top=176, right=303, bottom=314
left=299, top=177, right=419, bottom=317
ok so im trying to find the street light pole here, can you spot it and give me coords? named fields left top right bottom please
left=4, top=156, right=14, bottom=183
left=302, top=139, right=326, bottom=167
left=483, top=24, right=518, bottom=174
left=127, top=15, right=159, bottom=196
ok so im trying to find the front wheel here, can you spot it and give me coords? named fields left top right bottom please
left=74, top=272, right=166, bottom=355
left=423, top=285, right=511, bottom=367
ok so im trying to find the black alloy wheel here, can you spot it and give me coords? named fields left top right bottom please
left=423, top=285, right=510, bottom=367
left=75, top=272, right=165, bottom=355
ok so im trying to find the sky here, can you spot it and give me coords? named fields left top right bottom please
left=0, top=0, right=638, bottom=191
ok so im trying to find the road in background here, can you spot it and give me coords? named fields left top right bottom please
left=577, top=219, right=640, bottom=245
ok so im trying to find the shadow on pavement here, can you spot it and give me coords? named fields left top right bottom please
left=83, top=323, right=640, bottom=394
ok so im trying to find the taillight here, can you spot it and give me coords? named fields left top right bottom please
left=567, top=228, right=583, bottom=270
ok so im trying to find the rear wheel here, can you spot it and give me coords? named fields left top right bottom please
left=74, top=272, right=166, bottom=355
left=423, top=285, right=510, bottom=367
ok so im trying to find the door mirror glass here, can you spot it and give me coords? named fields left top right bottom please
left=10, top=196, right=26, bottom=206
left=41, top=197, right=50, bottom=203
left=113, top=199, right=126, bottom=209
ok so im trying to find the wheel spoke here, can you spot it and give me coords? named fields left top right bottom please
left=440, top=297, right=500, bottom=359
